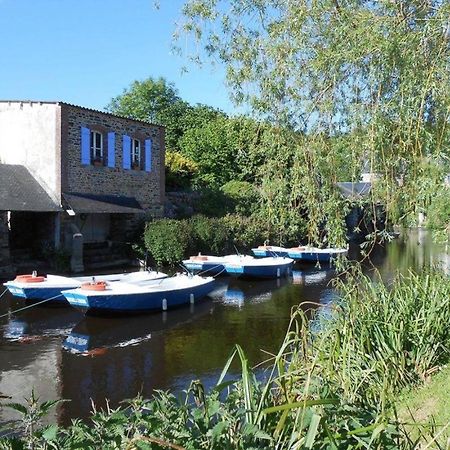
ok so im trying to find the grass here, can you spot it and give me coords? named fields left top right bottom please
left=397, top=364, right=450, bottom=448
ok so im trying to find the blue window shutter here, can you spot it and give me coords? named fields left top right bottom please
left=122, top=135, right=131, bottom=169
left=145, top=139, right=152, bottom=172
left=81, top=127, right=90, bottom=164
left=107, top=132, right=115, bottom=167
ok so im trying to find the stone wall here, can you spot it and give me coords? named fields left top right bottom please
left=60, top=103, right=165, bottom=217
left=165, top=192, right=201, bottom=218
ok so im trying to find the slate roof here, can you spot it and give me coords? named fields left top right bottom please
left=336, top=182, right=372, bottom=199
left=0, top=164, right=61, bottom=212
left=63, top=192, right=144, bottom=214
left=0, top=100, right=163, bottom=128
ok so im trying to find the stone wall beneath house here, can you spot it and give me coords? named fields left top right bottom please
left=61, top=104, right=165, bottom=217
left=0, top=212, right=14, bottom=279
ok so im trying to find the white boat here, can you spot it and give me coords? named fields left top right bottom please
left=62, top=273, right=216, bottom=315
left=287, top=246, right=348, bottom=263
left=3, top=270, right=168, bottom=303
left=182, top=254, right=255, bottom=276
left=224, top=256, right=294, bottom=279
left=251, top=245, right=289, bottom=257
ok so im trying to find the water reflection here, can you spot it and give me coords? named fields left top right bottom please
left=221, top=276, right=292, bottom=307
left=2, top=306, right=82, bottom=342
left=0, top=231, right=448, bottom=426
left=63, top=299, right=214, bottom=354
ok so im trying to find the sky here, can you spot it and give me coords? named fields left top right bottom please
left=0, top=0, right=237, bottom=114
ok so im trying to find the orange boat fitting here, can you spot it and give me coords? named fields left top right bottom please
left=15, top=274, right=45, bottom=283
left=190, top=255, right=208, bottom=261
left=81, top=281, right=107, bottom=291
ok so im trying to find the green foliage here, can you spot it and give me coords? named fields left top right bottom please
left=189, top=215, right=230, bottom=255
left=426, top=185, right=450, bottom=243
left=220, top=214, right=272, bottom=249
left=178, top=0, right=450, bottom=240
left=165, top=150, right=198, bottom=190
left=143, top=214, right=273, bottom=265
left=194, top=188, right=231, bottom=217
left=180, top=114, right=240, bottom=189
left=221, top=180, right=259, bottom=216
left=106, top=76, right=190, bottom=151
left=310, top=269, right=450, bottom=407
left=143, top=219, right=192, bottom=267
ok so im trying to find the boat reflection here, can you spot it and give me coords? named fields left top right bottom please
left=220, top=276, right=292, bottom=307
left=63, top=298, right=214, bottom=354
left=292, top=268, right=336, bottom=286
left=1, top=306, right=83, bottom=342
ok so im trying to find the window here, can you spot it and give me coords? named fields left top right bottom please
left=131, top=138, right=141, bottom=169
left=90, top=131, right=103, bottom=163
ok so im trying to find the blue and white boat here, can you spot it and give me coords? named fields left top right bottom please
left=182, top=254, right=231, bottom=276
left=3, top=270, right=168, bottom=304
left=61, top=273, right=216, bottom=315
left=287, top=246, right=348, bottom=263
left=224, top=256, right=294, bottom=279
left=251, top=245, right=289, bottom=257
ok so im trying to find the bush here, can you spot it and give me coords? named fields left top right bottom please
left=189, top=215, right=230, bottom=255
left=144, top=219, right=192, bottom=267
left=165, top=150, right=198, bottom=190
left=143, top=215, right=273, bottom=264
left=221, top=180, right=260, bottom=216
left=194, top=188, right=231, bottom=217
left=221, top=214, right=271, bottom=250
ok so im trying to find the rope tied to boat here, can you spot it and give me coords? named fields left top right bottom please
left=0, top=293, right=65, bottom=320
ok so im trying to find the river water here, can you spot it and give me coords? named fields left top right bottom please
left=0, top=229, right=448, bottom=427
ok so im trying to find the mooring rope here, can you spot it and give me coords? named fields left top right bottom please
left=0, top=293, right=64, bottom=320
left=198, top=264, right=227, bottom=277
left=0, top=288, right=9, bottom=301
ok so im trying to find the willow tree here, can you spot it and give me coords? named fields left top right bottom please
left=176, top=0, right=450, bottom=244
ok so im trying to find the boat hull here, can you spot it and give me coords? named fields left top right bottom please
left=62, top=278, right=217, bottom=315
left=287, top=250, right=347, bottom=263
left=182, top=261, right=226, bottom=276
left=251, top=247, right=289, bottom=257
left=3, top=283, right=71, bottom=303
left=225, top=259, right=293, bottom=279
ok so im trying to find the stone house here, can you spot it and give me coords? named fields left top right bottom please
left=0, top=100, right=165, bottom=277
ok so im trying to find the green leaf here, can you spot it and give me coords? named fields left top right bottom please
left=3, top=403, right=28, bottom=415
left=305, top=414, right=321, bottom=449
left=263, top=398, right=339, bottom=415
left=42, top=424, right=59, bottom=441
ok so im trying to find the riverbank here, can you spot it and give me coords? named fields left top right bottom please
left=1, top=268, right=449, bottom=448
left=397, top=364, right=450, bottom=447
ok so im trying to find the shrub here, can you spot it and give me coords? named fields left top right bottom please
left=165, top=150, right=198, bottom=190
left=144, top=219, right=192, bottom=267
left=220, top=214, right=272, bottom=250
left=221, top=180, right=260, bottom=216
left=189, top=215, right=230, bottom=255
left=194, top=188, right=231, bottom=217
left=143, top=215, right=273, bottom=264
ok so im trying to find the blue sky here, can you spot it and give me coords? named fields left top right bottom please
left=0, top=0, right=236, bottom=113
